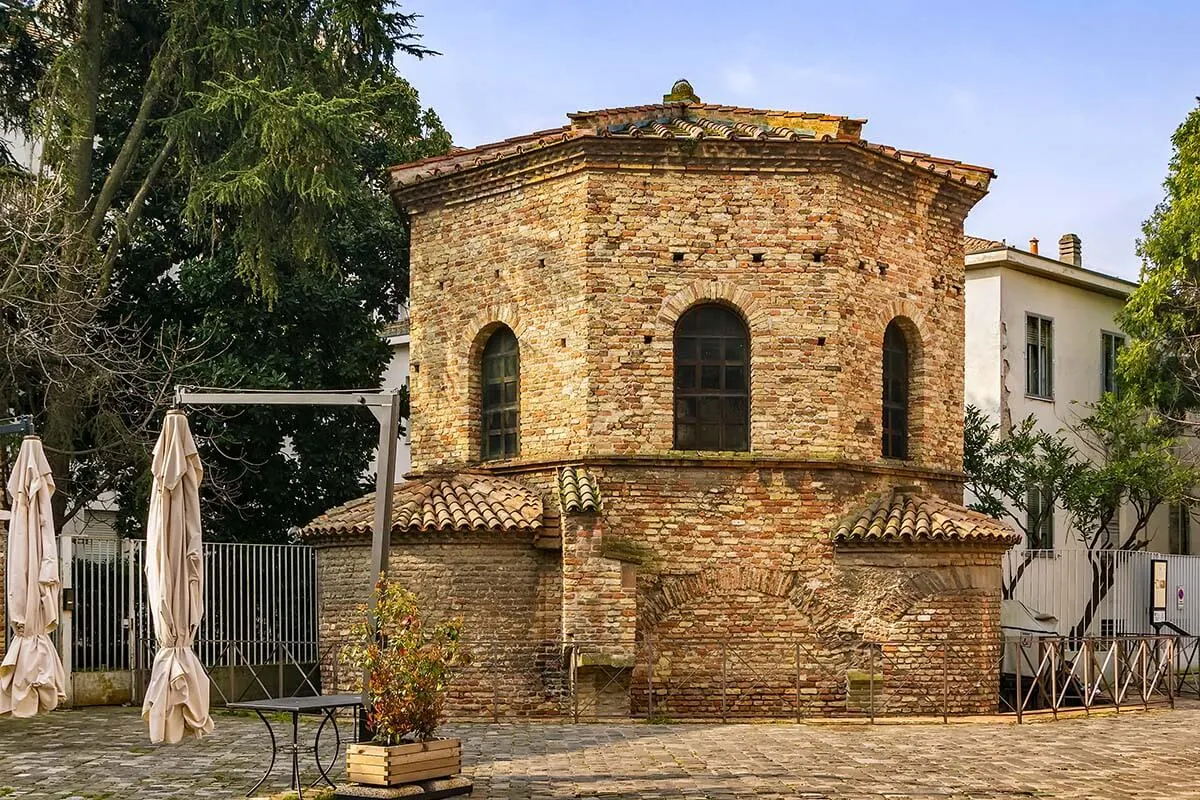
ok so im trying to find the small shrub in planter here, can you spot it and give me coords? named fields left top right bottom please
left=342, top=578, right=468, bottom=787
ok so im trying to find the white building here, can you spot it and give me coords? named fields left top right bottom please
left=381, top=318, right=412, bottom=479
left=964, top=233, right=1192, bottom=557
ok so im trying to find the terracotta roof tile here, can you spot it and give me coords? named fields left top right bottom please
left=834, top=489, right=1020, bottom=546
left=389, top=86, right=992, bottom=193
left=299, top=472, right=542, bottom=539
left=964, top=235, right=1006, bottom=254
left=558, top=466, right=601, bottom=514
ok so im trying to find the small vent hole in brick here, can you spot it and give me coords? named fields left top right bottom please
left=560, top=338, right=567, bottom=348
left=751, top=252, right=764, bottom=263
left=672, top=251, right=684, bottom=262
left=812, top=251, right=824, bottom=263
left=644, top=335, right=653, bottom=344
left=495, top=269, right=500, bottom=278
left=817, top=336, right=826, bottom=346
left=878, top=263, right=888, bottom=276
left=538, top=258, right=545, bottom=267
left=438, top=280, right=445, bottom=290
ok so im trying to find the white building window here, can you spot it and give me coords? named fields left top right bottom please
left=1170, top=502, right=1192, bottom=556
left=1026, top=314, right=1053, bottom=399
left=1026, top=484, right=1054, bottom=550
left=1101, top=332, right=1124, bottom=396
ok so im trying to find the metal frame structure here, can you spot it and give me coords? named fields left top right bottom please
left=0, top=415, right=34, bottom=437
left=173, top=386, right=403, bottom=721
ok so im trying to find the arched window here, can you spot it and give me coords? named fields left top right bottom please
left=481, top=326, right=519, bottom=461
left=674, top=304, right=749, bottom=451
left=882, top=320, right=909, bottom=459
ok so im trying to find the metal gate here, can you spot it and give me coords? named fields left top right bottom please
left=61, top=536, right=320, bottom=706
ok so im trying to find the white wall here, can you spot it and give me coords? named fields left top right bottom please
left=965, top=256, right=1190, bottom=553
left=964, top=267, right=1003, bottom=420
left=379, top=334, right=411, bottom=479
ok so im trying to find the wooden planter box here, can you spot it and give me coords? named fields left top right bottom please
left=346, top=738, right=462, bottom=787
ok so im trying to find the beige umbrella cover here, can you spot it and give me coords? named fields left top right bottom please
left=142, top=411, right=214, bottom=743
left=0, top=435, right=67, bottom=717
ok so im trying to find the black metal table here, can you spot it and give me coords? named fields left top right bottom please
left=228, top=693, right=362, bottom=798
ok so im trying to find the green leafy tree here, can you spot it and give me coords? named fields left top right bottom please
left=0, top=0, right=447, bottom=534
left=1119, top=101, right=1200, bottom=413
left=964, top=405, right=1086, bottom=598
left=1061, top=394, right=1200, bottom=638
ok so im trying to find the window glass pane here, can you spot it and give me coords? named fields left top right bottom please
left=725, top=366, right=745, bottom=391
left=727, top=425, right=747, bottom=451
left=882, top=320, right=909, bottom=459
left=698, top=424, right=721, bottom=450
left=481, top=326, right=519, bottom=460
left=675, top=397, right=697, bottom=420
left=699, top=397, right=722, bottom=421
left=676, top=423, right=696, bottom=448
left=673, top=304, right=749, bottom=451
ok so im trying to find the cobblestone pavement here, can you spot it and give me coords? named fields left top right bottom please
left=2, top=705, right=1200, bottom=799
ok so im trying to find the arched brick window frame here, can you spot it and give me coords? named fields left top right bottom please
left=882, top=320, right=910, bottom=459
left=880, top=315, right=925, bottom=461
left=672, top=303, right=751, bottom=451
left=480, top=325, right=520, bottom=461
left=657, top=282, right=765, bottom=453
left=465, top=307, right=525, bottom=463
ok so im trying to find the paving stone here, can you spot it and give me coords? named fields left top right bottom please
left=1, top=705, right=1199, bottom=798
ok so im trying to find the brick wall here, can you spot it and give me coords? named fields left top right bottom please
left=313, top=532, right=564, bottom=717
left=407, top=170, right=591, bottom=472
left=385, top=101, right=1002, bottom=719
left=402, top=139, right=981, bottom=476
left=579, top=155, right=972, bottom=473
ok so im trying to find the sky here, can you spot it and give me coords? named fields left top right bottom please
left=397, top=0, right=1200, bottom=282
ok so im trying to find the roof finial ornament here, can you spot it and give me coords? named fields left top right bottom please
left=664, top=78, right=700, bottom=104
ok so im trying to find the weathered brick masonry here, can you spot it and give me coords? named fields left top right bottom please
left=304, top=82, right=1019, bottom=718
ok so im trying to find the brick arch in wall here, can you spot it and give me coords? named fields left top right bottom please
left=871, top=301, right=929, bottom=462
left=655, top=280, right=772, bottom=334
left=790, top=564, right=968, bottom=641
left=642, top=561, right=978, bottom=643
left=464, top=304, right=527, bottom=357
left=640, top=565, right=804, bottom=633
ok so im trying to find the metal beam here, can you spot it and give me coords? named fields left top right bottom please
left=0, top=416, right=34, bottom=436
left=175, top=388, right=399, bottom=408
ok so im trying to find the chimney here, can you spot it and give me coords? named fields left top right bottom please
left=1059, top=233, right=1082, bottom=267
left=1029, top=237, right=1039, bottom=255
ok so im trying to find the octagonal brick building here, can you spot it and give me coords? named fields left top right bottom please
left=303, top=81, right=1019, bottom=718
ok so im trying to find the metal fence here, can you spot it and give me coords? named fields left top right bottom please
left=63, top=536, right=319, bottom=703
left=420, top=633, right=1184, bottom=723
left=1004, top=548, right=1200, bottom=637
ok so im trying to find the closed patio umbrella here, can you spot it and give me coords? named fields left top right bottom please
left=0, top=435, right=67, bottom=717
left=142, top=410, right=213, bottom=743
